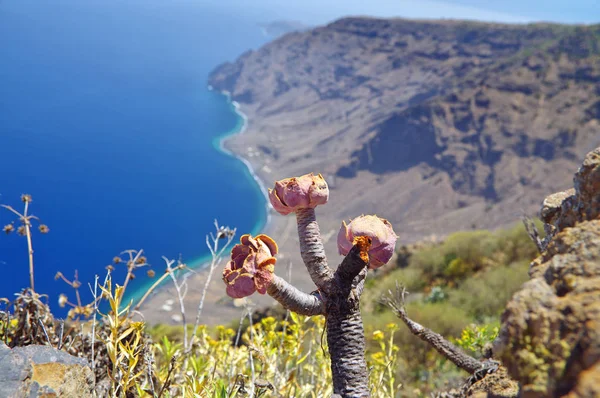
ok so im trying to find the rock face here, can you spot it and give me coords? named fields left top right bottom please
left=0, top=342, right=95, bottom=398
left=494, top=147, right=600, bottom=397
left=209, top=17, right=600, bottom=240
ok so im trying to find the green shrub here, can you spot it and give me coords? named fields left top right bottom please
left=409, top=246, right=447, bottom=278
left=448, top=261, right=530, bottom=321
left=405, top=222, right=540, bottom=286
left=454, top=323, right=500, bottom=358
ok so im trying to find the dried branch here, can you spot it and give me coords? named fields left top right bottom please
left=381, top=284, right=483, bottom=374
left=2, top=198, right=39, bottom=292
left=164, top=257, right=189, bottom=351
left=522, top=214, right=545, bottom=253
left=189, top=221, right=236, bottom=346
left=144, top=349, right=156, bottom=397
left=119, top=249, right=147, bottom=298
left=157, top=355, right=177, bottom=398
left=87, top=274, right=101, bottom=370
left=133, top=264, right=184, bottom=313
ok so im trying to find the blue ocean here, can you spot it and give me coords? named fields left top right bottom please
left=0, top=1, right=270, bottom=314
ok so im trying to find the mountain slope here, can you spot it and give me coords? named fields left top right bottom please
left=209, top=17, right=600, bottom=239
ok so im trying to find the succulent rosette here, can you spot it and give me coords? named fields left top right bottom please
left=337, top=215, right=398, bottom=269
left=223, top=234, right=278, bottom=298
left=268, top=173, right=329, bottom=215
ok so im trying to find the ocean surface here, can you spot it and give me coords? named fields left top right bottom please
left=0, top=1, right=270, bottom=315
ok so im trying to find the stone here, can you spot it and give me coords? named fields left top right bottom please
left=0, top=344, right=95, bottom=398
left=494, top=147, right=600, bottom=397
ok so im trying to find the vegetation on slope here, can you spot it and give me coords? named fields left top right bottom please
left=0, top=194, right=539, bottom=396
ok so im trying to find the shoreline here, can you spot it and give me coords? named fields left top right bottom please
left=135, top=87, right=277, bottom=321
left=138, top=84, right=340, bottom=326
left=212, top=88, right=273, bottom=232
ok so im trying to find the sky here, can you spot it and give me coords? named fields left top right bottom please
left=206, top=0, right=599, bottom=25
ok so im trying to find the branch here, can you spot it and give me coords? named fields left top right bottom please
left=164, top=257, right=188, bottom=351
left=1, top=204, right=23, bottom=219
left=295, top=208, right=334, bottom=291
left=381, top=284, right=483, bottom=374
left=190, top=222, right=235, bottom=342
left=335, top=240, right=370, bottom=288
left=267, top=275, right=325, bottom=316
left=522, top=214, right=545, bottom=253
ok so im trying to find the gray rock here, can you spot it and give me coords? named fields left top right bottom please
left=0, top=344, right=95, bottom=398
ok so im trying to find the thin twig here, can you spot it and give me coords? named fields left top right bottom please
left=120, top=249, right=145, bottom=298
left=2, top=203, right=36, bottom=291
left=522, top=214, right=545, bottom=253
left=228, top=309, right=247, bottom=387
left=57, top=320, right=65, bottom=350
left=246, top=305, right=256, bottom=398
left=88, top=275, right=99, bottom=370
left=190, top=221, right=236, bottom=347
left=145, top=349, right=156, bottom=397
left=157, top=355, right=177, bottom=398
left=37, top=318, right=50, bottom=345
left=164, top=257, right=189, bottom=351
left=133, top=264, right=185, bottom=312
left=274, top=262, right=293, bottom=387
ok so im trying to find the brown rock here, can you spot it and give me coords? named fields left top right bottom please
left=540, top=188, right=575, bottom=225
left=434, top=366, right=519, bottom=398
left=494, top=147, right=600, bottom=397
left=467, top=366, right=519, bottom=397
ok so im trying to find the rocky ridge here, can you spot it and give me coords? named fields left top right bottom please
left=209, top=17, right=600, bottom=240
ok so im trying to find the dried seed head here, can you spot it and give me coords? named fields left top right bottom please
left=106, top=265, right=115, bottom=272
left=136, top=256, right=147, bottom=265
left=223, top=234, right=278, bottom=298
left=58, top=294, right=68, bottom=308
left=17, top=226, right=26, bottom=236
left=54, top=272, right=63, bottom=280
left=268, top=173, right=329, bottom=215
left=21, top=194, right=32, bottom=203
left=147, top=269, right=156, bottom=278
left=113, top=256, right=121, bottom=264
left=337, top=215, right=398, bottom=269
left=38, top=224, right=49, bottom=234
left=3, top=224, right=14, bottom=234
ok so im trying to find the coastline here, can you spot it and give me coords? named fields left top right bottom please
left=137, top=87, right=282, bottom=326
left=211, top=89, right=273, bottom=232
left=139, top=83, right=344, bottom=326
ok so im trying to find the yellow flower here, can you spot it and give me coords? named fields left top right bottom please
left=386, top=322, right=399, bottom=331
left=372, top=330, right=384, bottom=341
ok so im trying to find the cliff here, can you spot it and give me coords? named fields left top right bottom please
left=209, top=17, right=600, bottom=240
left=493, top=147, right=600, bottom=397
